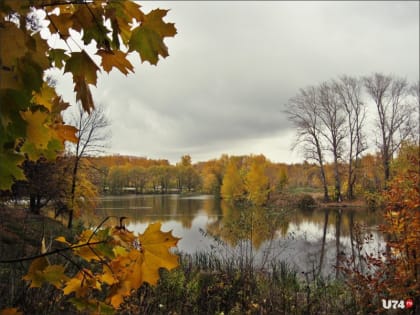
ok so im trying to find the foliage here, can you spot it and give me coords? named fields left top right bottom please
left=341, top=150, right=420, bottom=314
left=245, top=156, right=270, bottom=206
left=295, top=194, right=316, bottom=210
left=221, top=158, right=245, bottom=202
left=117, top=252, right=362, bottom=315
left=19, top=221, right=179, bottom=314
left=1, top=1, right=180, bottom=314
left=0, top=0, right=176, bottom=190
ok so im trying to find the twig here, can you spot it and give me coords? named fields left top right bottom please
left=0, top=240, right=106, bottom=264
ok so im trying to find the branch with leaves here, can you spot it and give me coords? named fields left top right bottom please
left=0, top=0, right=176, bottom=190
left=1, top=218, right=180, bottom=314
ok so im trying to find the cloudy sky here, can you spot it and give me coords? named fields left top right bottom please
left=56, top=1, right=419, bottom=164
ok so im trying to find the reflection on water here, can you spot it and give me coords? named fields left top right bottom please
left=92, top=194, right=384, bottom=275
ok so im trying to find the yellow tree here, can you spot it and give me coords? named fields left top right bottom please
left=245, top=156, right=269, bottom=206
left=221, top=157, right=245, bottom=202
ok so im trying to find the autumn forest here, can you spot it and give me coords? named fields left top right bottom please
left=0, top=1, right=419, bottom=315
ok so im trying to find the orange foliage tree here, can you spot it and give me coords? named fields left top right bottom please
left=342, top=149, right=419, bottom=313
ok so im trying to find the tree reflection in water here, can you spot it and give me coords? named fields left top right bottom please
left=94, top=194, right=384, bottom=274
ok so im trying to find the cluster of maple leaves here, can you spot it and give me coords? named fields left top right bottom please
left=0, top=0, right=176, bottom=189
left=21, top=222, right=179, bottom=314
left=1, top=1, right=180, bottom=314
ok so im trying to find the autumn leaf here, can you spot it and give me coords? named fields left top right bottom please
left=53, top=124, right=78, bottom=144
left=48, top=13, right=73, bottom=38
left=0, top=308, right=23, bottom=315
left=63, top=269, right=100, bottom=297
left=97, top=50, right=134, bottom=75
left=0, top=151, right=25, bottom=190
left=73, top=75, right=95, bottom=113
left=48, top=49, right=69, bottom=68
left=22, top=257, right=49, bottom=288
left=138, top=222, right=180, bottom=285
left=32, top=82, right=57, bottom=111
left=41, top=265, right=69, bottom=289
left=129, top=9, right=177, bottom=65
left=19, top=110, right=52, bottom=149
left=105, top=0, right=144, bottom=46
left=64, top=51, right=100, bottom=85
left=0, top=22, right=27, bottom=66
left=55, top=236, right=71, bottom=246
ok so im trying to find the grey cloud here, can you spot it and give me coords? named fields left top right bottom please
left=58, top=1, right=418, bottom=164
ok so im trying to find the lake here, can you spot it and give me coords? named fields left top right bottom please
left=92, top=194, right=384, bottom=276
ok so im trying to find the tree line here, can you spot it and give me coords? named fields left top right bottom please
left=286, top=73, right=419, bottom=202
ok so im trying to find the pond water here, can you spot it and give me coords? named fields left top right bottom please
left=91, top=194, right=384, bottom=275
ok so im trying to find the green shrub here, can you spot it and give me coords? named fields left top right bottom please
left=296, top=194, right=316, bottom=210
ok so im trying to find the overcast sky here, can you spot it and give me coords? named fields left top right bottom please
left=56, top=1, right=419, bottom=164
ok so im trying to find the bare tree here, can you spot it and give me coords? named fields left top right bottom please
left=66, top=103, right=110, bottom=228
left=318, top=82, right=347, bottom=202
left=410, top=80, right=420, bottom=147
left=286, top=86, right=329, bottom=201
left=364, top=73, right=414, bottom=183
left=333, top=76, right=367, bottom=199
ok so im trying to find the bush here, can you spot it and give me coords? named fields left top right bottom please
left=296, top=194, right=316, bottom=210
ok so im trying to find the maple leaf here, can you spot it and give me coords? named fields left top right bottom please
left=48, top=49, right=69, bottom=68
left=26, top=33, right=50, bottom=70
left=129, top=9, right=177, bottom=65
left=0, top=308, right=23, bottom=315
left=41, top=265, right=69, bottom=289
left=138, top=222, right=180, bottom=285
left=22, top=257, right=49, bottom=288
left=64, top=51, right=100, bottom=85
left=0, top=151, right=25, bottom=190
left=73, top=75, right=95, bottom=113
left=97, top=50, right=134, bottom=75
left=63, top=269, right=100, bottom=297
left=32, top=83, right=57, bottom=111
left=53, top=124, right=78, bottom=144
left=0, top=22, right=27, bottom=67
left=48, top=13, right=73, bottom=38
left=20, top=110, right=52, bottom=149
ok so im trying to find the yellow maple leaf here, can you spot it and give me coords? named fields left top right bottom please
left=55, top=236, right=71, bottom=246
left=22, top=257, right=48, bottom=288
left=63, top=269, right=100, bottom=297
left=32, top=82, right=57, bottom=111
left=53, top=124, right=78, bottom=144
left=97, top=50, right=134, bottom=75
left=138, top=222, right=180, bottom=285
left=20, top=110, right=52, bottom=149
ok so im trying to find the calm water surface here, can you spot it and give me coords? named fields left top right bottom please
left=92, top=194, right=384, bottom=275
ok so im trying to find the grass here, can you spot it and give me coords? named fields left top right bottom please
left=117, top=252, right=361, bottom=315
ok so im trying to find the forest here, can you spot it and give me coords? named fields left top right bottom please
left=0, top=1, right=419, bottom=314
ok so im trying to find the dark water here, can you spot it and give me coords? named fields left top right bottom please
left=92, top=194, right=384, bottom=275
